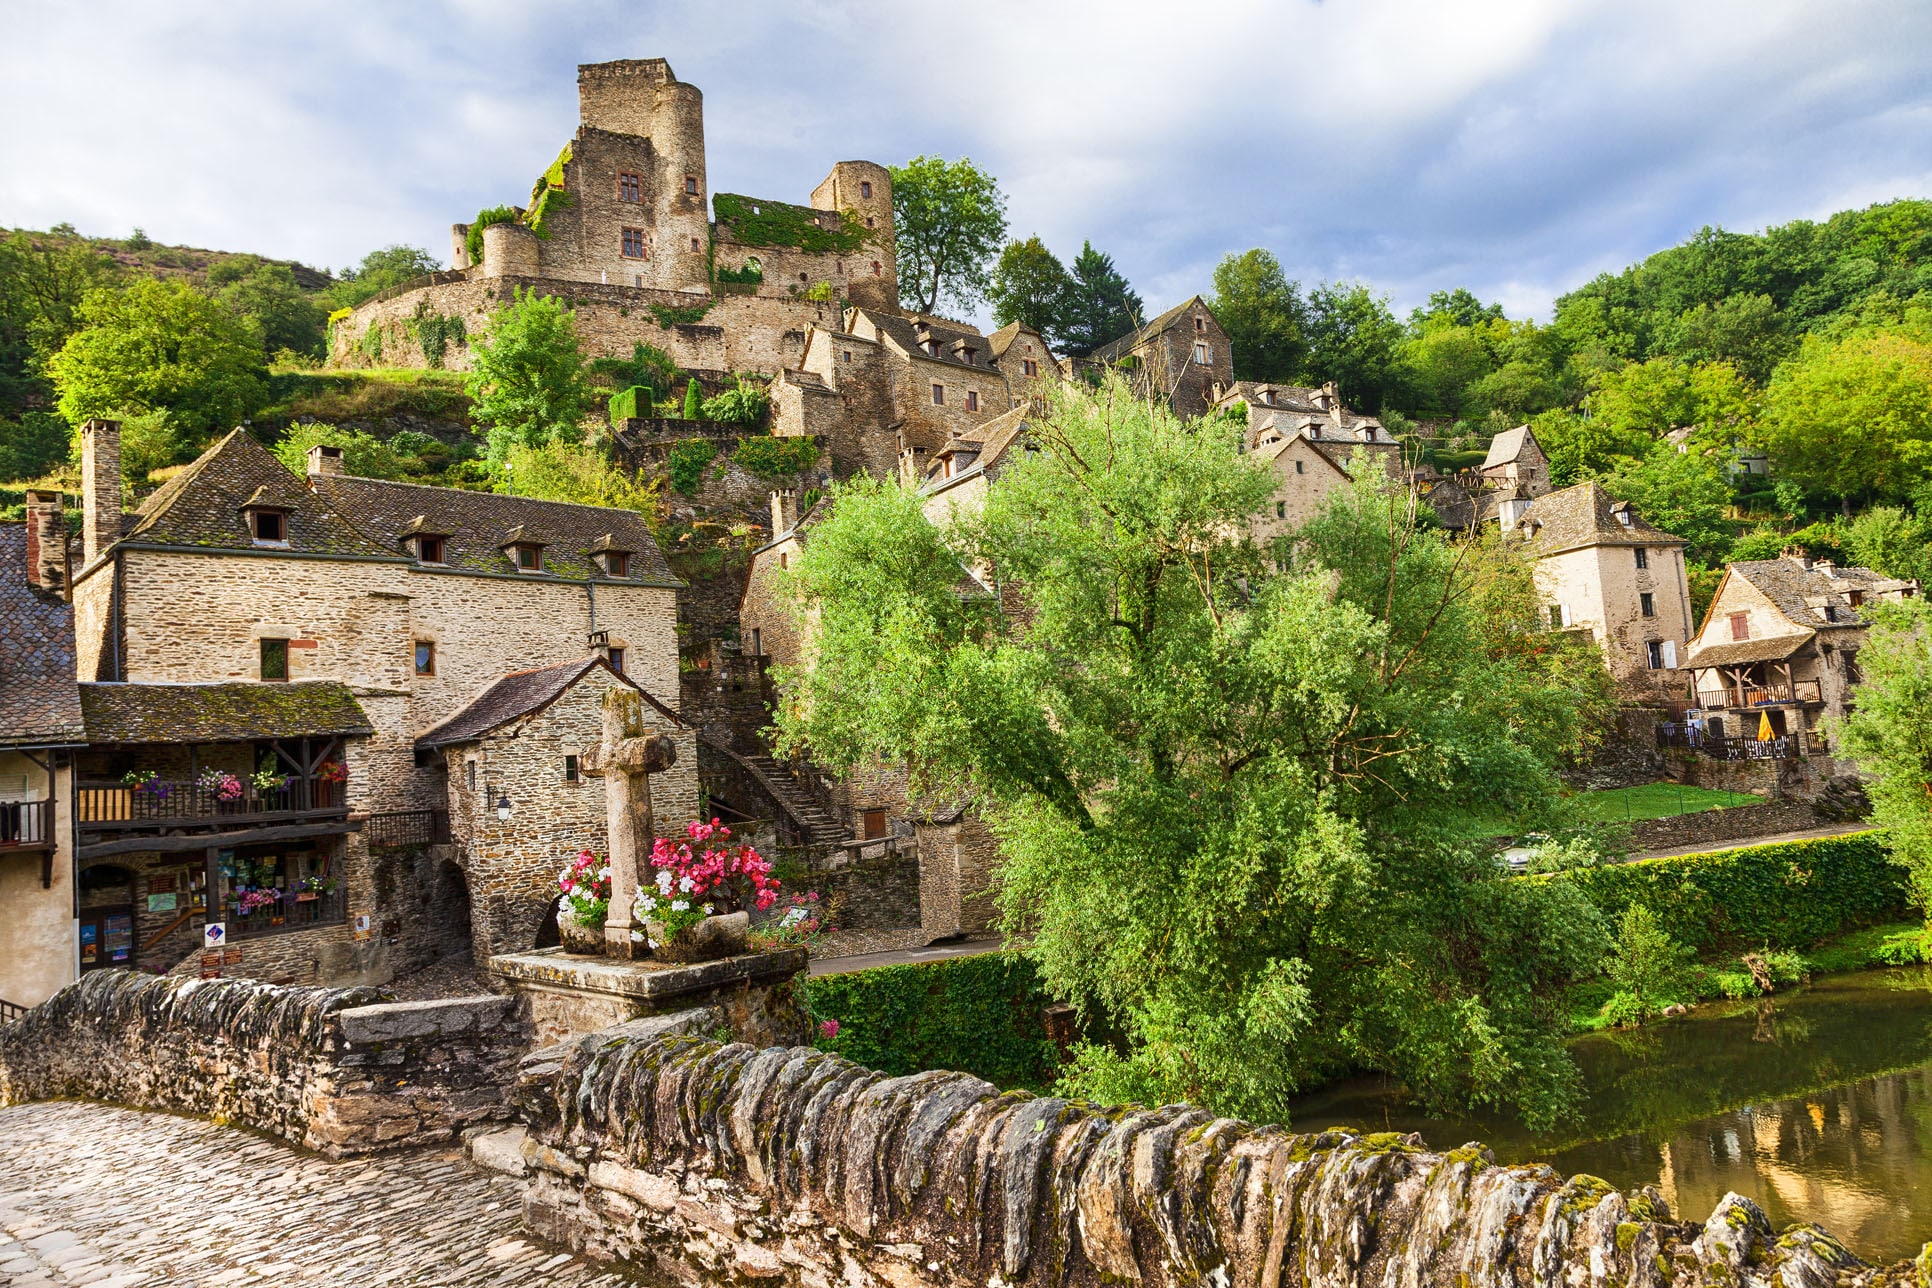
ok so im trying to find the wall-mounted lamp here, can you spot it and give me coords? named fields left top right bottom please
left=496, top=794, right=513, bottom=822
left=482, top=769, right=513, bottom=824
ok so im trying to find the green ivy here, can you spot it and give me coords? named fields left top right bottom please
left=356, top=324, right=384, bottom=363
left=732, top=435, right=818, bottom=478
left=1542, top=832, right=1904, bottom=953
left=666, top=439, right=718, bottom=495
left=409, top=306, right=466, bottom=369
left=649, top=301, right=714, bottom=328
left=715, top=262, right=764, bottom=286
left=802, top=951, right=1062, bottom=1091
left=466, top=205, right=519, bottom=266
left=713, top=193, right=867, bottom=254
left=525, top=187, right=573, bottom=240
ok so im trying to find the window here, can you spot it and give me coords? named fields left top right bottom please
left=1022, top=359, right=1038, bottom=377
left=606, top=647, right=625, bottom=673
left=260, top=638, right=288, bottom=682
left=865, top=216, right=875, bottom=229
left=1647, top=640, right=1665, bottom=670
left=690, top=237, right=701, bottom=252
left=842, top=350, right=852, bottom=363
left=1193, top=342, right=1210, bottom=364
left=862, top=808, right=887, bottom=840
left=604, top=551, right=629, bottom=577
left=931, top=383, right=945, bottom=406
left=1848, top=589, right=1866, bottom=608
left=417, top=535, right=445, bottom=564
left=859, top=180, right=873, bottom=199
left=1634, top=547, right=1649, bottom=570
left=1275, top=501, right=1286, bottom=518
left=621, top=227, right=647, bottom=259
left=414, top=641, right=435, bottom=676
left=779, top=552, right=788, bottom=570
left=965, top=390, right=979, bottom=412
left=750, top=628, right=762, bottom=655
left=564, top=754, right=580, bottom=783
left=1195, top=316, right=1205, bottom=332
left=513, top=544, right=542, bottom=571
left=250, top=510, right=286, bottom=544
left=466, top=761, right=476, bottom=793
left=1729, top=612, right=1749, bottom=641
left=1640, top=592, right=1656, bottom=618
left=619, top=171, right=643, bottom=203
left=871, top=261, right=881, bottom=276
left=1549, top=605, right=1564, bottom=629
left=1294, top=459, right=1305, bottom=474
left=684, top=176, right=698, bottom=195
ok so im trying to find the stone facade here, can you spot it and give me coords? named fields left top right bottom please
left=0, top=970, right=528, bottom=1158
left=1087, top=295, right=1234, bottom=416
left=509, top=1023, right=1909, bottom=1288
left=0, top=756, right=74, bottom=1008
left=488, top=947, right=808, bottom=1048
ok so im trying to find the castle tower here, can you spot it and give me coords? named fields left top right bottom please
left=813, top=161, right=896, bottom=309
left=577, top=59, right=710, bottom=293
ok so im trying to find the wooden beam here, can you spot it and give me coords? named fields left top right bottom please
left=78, top=820, right=359, bottom=861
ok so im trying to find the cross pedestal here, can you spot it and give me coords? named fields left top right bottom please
left=581, top=689, right=677, bottom=960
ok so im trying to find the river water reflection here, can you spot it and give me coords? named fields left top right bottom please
left=1289, top=967, right=1932, bottom=1265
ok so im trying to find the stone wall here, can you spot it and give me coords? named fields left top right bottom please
left=802, top=850, right=920, bottom=931
left=1627, top=799, right=1827, bottom=852
left=0, top=971, right=528, bottom=1158
left=511, top=1023, right=1907, bottom=1288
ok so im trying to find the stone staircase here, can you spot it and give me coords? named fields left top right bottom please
left=738, top=753, right=848, bottom=845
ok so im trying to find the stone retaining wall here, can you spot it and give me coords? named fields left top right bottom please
left=1628, top=799, right=1824, bottom=851
left=511, top=1022, right=1917, bottom=1288
left=0, top=970, right=528, bottom=1157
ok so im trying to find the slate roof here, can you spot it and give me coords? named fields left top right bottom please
left=0, top=524, right=84, bottom=747
left=78, top=682, right=374, bottom=744
left=1087, top=296, right=1214, bottom=366
left=1521, top=482, right=1685, bottom=554
left=415, top=656, right=679, bottom=749
left=311, top=473, right=677, bottom=585
left=1481, top=425, right=1537, bottom=471
left=858, top=310, right=1000, bottom=371
left=924, top=406, right=1031, bottom=489
left=986, top=322, right=1053, bottom=366
left=121, top=430, right=397, bottom=559
left=1723, top=559, right=1914, bottom=631
left=1681, top=634, right=1812, bottom=669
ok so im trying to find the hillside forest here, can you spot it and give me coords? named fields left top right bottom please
left=2, top=195, right=1931, bottom=617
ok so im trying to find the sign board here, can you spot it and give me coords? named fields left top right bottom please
left=199, top=952, right=222, bottom=980
left=222, top=949, right=242, bottom=965
left=146, top=893, right=177, bottom=913
left=353, top=913, right=372, bottom=941
left=203, top=922, right=226, bottom=950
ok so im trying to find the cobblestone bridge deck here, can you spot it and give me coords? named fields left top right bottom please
left=0, top=1103, right=629, bottom=1287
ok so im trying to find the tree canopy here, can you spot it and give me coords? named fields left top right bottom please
left=890, top=156, right=1008, bottom=315
left=987, top=236, right=1072, bottom=340
left=1834, top=598, right=1932, bottom=907
left=1055, top=241, right=1144, bottom=358
left=464, top=287, right=588, bottom=466
left=1209, top=249, right=1308, bottom=383
left=773, top=377, right=1615, bottom=1127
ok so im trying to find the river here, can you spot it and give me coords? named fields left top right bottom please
left=1289, top=966, right=1932, bottom=1265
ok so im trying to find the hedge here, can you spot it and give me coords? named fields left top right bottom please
left=802, top=951, right=1061, bottom=1091
left=1542, top=831, right=1905, bottom=953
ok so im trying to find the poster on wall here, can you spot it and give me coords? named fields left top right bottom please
left=105, top=914, right=132, bottom=963
left=79, top=923, right=98, bottom=965
left=146, top=892, right=177, bottom=913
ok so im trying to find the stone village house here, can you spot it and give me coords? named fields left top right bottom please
left=0, top=419, right=697, bottom=1007
left=1085, top=296, right=1235, bottom=416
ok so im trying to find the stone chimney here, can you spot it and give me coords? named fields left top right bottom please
left=770, top=488, right=798, bottom=536
left=23, top=490, right=67, bottom=594
left=80, top=418, right=121, bottom=566
left=307, top=443, right=346, bottom=477
left=1321, top=382, right=1344, bottom=428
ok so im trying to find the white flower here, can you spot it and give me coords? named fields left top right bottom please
left=702, top=903, right=713, bottom=915
left=655, top=870, right=674, bottom=892
left=670, top=899, right=690, bottom=912
left=677, top=876, right=695, bottom=894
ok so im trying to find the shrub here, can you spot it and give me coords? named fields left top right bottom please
left=681, top=378, right=702, bottom=421
left=0, top=412, right=73, bottom=482
left=732, top=435, right=819, bottom=479
left=1543, top=832, right=1905, bottom=953
left=666, top=439, right=717, bottom=495
left=700, top=378, right=769, bottom=426
left=608, top=385, right=652, bottom=423
left=465, top=206, right=519, bottom=267
left=801, top=951, right=1061, bottom=1090
left=1600, top=904, right=1690, bottom=1025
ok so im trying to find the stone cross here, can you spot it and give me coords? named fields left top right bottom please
left=581, top=688, right=677, bottom=960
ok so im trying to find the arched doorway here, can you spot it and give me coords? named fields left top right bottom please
left=77, top=864, right=135, bottom=972
left=428, top=859, right=473, bottom=965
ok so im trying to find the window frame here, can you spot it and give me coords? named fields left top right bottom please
left=260, top=638, right=289, bottom=683
left=414, top=640, right=436, bottom=677
left=1639, top=591, right=1656, bottom=618
left=1193, top=342, right=1210, bottom=365
left=684, top=176, right=698, bottom=195
left=1646, top=640, right=1665, bottom=670
left=931, top=383, right=944, bottom=406
left=416, top=534, right=445, bottom=565
left=513, top=543, right=543, bottom=572
left=859, top=180, right=873, bottom=199
left=603, top=551, right=630, bottom=577
left=618, top=171, right=643, bottom=203
left=1729, top=612, right=1749, bottom=641
left=606, top=646, right=625, bottom=674
left=965, top=390, right=979, bottom=412
left=1634, top=547, right=1649, bottom=570
left=249, top=509, right=287, bottom=545
left=621, top=227, right=648, bottom=259
left=563, top=754, right=581, bottom=784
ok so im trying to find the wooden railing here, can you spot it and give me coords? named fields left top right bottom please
left=0, top=799, right=55, bottom=851
left=225, top=883, right=348, bottom=941
left=0, top=998, right=26, bottom=1024
left=1657, top=727, right=1812, bottom=761
left=76, top=777, right=343, bottom=828
left=364, top=809, right=450, bottom=850
left=1693, top=679, right=1824, bottom=709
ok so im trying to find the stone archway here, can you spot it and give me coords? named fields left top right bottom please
left=421, top=857, right=472, bottom=967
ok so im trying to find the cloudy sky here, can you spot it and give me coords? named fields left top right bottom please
left=4, top=0, right=1929, bottom=323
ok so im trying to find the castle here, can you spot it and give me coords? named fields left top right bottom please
left=330, top=59, right=898, bottom=380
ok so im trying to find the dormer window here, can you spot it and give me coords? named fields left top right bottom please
left=416, top=535, right=446, bottom=565
left=247, top=508, right=287, bottom=546
left=603, top=551, right=629, bottom=577
left=1261, top=390, right=1275, bottom=405
left=512, top=544, right=542, bottom=571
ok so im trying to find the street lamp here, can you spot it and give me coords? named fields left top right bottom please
left=495, top=794, right=512, bottom=822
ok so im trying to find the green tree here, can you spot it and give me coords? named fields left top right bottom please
left=589, top=341, right=678, bottom=407
left=1398, top=323, right=1496, bottom=418
left=1055, top=242, right=1143, bottom=358
left=326, top=245, right=442, bottom=311
left=1414, top=288, right=1505, bottom=329
left=1527, top=409, right=1649, bottom=488
left=1663, top=292, right=1791, bottom=382
left=889, top=155, right=1008, bottom=314
left=1834, top=599, right=1932, bottom=907
left=0, top=411, right=73, bottom=481
left=212, top=259, right=327, bottom=358
left=1843, top=506, right=1932, bottom=585
left=500, top=439, right=661, bottom=514
left=1601, top=446, right=1735, bottom=564
left=987, top=237, right=1071, bottom=339
left=1209, top=249, right=1308, bottom=382
left=773, top=377, right=1612, bottom=1127
left=272, top=422, right=410, bottom=481
left=46, top=278, right=266, bottom=436
left=1302, top=281, right=1406, bottom=410
left=464, top=287, right=587, bottom=465
left=1754, top=330, right=1932, bottom=510
left=1600, top=904, right=1691, bottom=1026
left=682, top=377, right=702, bottom=420
left=0, top=230, right=122, bottom=415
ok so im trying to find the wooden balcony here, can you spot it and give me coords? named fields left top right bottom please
left=1692, top=678, right=1823, bottom=710
left=77, top=776, right=345, bottom=830
left=0, top=799, right=55, bottom=852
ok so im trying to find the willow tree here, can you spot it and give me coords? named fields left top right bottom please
left=774, top=378, right=1612, bottom=1128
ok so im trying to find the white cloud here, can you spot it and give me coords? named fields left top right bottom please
left=1, top=0, right=1926, bottom=322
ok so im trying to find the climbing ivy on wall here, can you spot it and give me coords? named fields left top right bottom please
left=648, top=301, right=714, bottom=328
left=665, top=439, right=718, bottom=495
left=801, top=951, right=1062, bottom=1091
left=356, top=324, right=384, bottom=363
left=525, top=187, right=573, bottom=241
left=466, top=205, right=519, bottom=266
left=714, top=262, right=764, bottom=287
left=409, top=307, right=467, bottom=369
left=731, top=435, right=817, bottom=478
left=712, top=193, right=867, bottom=254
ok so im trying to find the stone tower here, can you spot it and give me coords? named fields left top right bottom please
left=576, top=59, right=710, bottom=291
left=813, top=161, right=896, bottom=308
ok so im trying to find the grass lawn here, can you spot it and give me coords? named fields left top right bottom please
left=1573, top=781, right=1763, bottom=823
